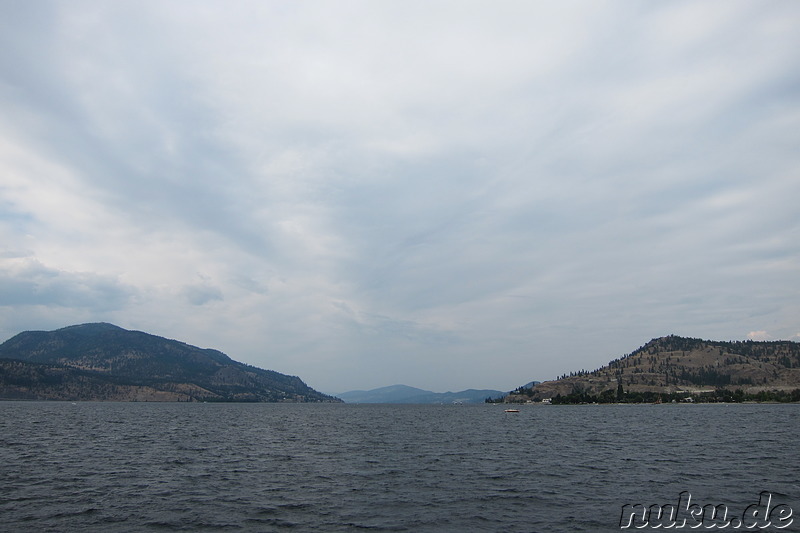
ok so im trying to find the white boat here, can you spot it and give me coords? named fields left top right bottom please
left=504, top=408, right=520, bottom=413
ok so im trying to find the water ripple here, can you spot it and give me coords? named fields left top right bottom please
left=0, top=402, right=797, bottom=532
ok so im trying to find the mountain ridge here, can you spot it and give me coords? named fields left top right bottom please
left=335, top=384, right=505, bottom=404
left=0, top=323, right=339, bottom=402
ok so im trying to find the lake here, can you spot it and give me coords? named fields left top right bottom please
left=0, top=402, right=797, bottom=532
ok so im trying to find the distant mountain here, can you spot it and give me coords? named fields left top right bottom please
left=0, top=323, right=339, bottom=402
left=505, top=335, right=800, bottom=403
left=336, top=384, right=505, bottom=404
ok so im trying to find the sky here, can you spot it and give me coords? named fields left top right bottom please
left=1, top=1, right=798, bottom=394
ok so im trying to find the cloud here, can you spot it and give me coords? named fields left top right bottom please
left=0, top=256, right=135, bottom=311
left=0, top=1, right=798, bottom=391
left=182, top=283, right=224, bottom=306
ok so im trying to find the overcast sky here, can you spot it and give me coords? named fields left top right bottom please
left=1, top=1, right=798, bottom=394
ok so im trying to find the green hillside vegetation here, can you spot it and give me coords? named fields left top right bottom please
left=0, top=323, right=339, bottom=402
left=499, top=336, right=800, bottom=404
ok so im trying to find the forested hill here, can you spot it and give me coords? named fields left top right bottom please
left=0, top=323, right=339, bottom=402
left=507, top=335, right=800, bottom=402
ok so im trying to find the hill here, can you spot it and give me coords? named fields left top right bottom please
left=336, top=384, right=505, bottom=404
left=505, top=335, right=800, bottom=403
left=0, top=323, right=339, bottom=402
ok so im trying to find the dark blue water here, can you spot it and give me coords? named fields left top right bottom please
left=1, top=403, right=797, bottom=532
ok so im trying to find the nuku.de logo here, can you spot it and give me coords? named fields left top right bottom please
left=620, top=491, right=793, bottom=529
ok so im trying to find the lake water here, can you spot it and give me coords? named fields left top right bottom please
left=0, top=402, right=797, bottom=532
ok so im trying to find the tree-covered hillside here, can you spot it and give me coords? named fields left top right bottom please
left=0, top=323, right=339, bottom=402
left=503, top=336, right=800, bottom=403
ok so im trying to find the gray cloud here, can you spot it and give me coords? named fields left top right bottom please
left=182, top=283, right=224, bottom=306
left=0, top=257, right=135, bottom=311
left=0, top=1, right=798, bottom=392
